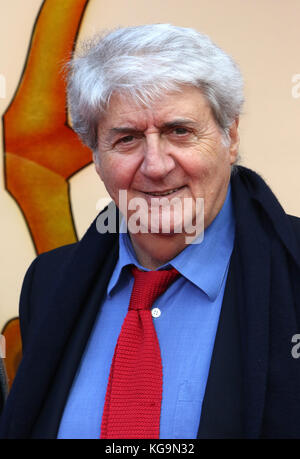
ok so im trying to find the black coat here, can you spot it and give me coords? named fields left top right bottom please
left=1, top=167, right=300, bottom=438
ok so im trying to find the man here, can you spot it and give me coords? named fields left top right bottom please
left=1, top=24, right=300, bottom=439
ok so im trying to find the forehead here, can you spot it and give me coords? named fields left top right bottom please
left=99, top=86, right=213, bottom=132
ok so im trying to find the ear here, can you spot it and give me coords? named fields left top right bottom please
left=228, top=118, right=240, bottom=165
left=93, top=151, right=103, bottom=180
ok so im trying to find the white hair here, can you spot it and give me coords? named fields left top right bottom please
left=66, top=24, right=244, bottom=151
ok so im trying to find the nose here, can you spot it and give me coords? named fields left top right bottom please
left=139, top=133, right=176, bottom=180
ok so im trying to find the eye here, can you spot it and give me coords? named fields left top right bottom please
left=165, top=126, right=196, bottom=144
left=173, top=127, right=189, bottom=135
left=118, top=135, right=135, bottom=144
left=113, top=133, right=142, bottom=152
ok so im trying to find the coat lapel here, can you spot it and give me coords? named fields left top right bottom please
left=197, top=230, right=270, bottom=439
left=197, top=245, right=244, bottom=438
left=31, top=240, right=118, bottom=438
left=236, top=229, right=270, bottom=438
left=231, top=171, right=271, bottom=438
left=4, top=208, right=119, bottom=438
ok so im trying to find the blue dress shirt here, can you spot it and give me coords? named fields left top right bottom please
left=58, top=186, right=235, bottom=439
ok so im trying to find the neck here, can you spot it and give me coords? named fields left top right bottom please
left=129, top=232, right=191, bottom=270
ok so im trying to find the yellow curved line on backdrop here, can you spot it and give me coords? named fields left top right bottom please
left=2, top=0, right=92, bottom=387
left=4, top=0, right=91, bottom=254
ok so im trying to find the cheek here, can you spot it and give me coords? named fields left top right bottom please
left=185, top=155, right=229, bottom=198
left=98, top=154, right=139, bottom=194
left=184, top=156, right=213, bottom=185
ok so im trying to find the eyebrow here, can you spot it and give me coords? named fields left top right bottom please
left=161, top=119, right=198, bottom=129
left=106, top=118, right=198, bottom=141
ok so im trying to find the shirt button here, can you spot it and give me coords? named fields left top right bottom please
left=151, top=307, right=161, bottom=318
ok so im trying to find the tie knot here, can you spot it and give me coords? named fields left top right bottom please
left=129, top=266, right=179, bottom=311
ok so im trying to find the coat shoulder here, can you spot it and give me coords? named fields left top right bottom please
left=288, top=215, right=300, bottom=245
left=34, top=242, right=79, bottom=269
left=22, top=243, right=80, bottom=297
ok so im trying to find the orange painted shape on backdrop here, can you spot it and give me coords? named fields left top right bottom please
left=4, top=0, right=92, bottom=178
left=6, top=153, right=77, bottom=253
left=2, top=0, right=93, bottom=386
left=3, top=0, right=92, bottom=255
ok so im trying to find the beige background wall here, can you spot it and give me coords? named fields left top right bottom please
left=0, top=0, right=300, bottom=329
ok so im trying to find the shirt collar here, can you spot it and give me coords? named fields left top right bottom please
left=107, top=185, right=235, bottom=301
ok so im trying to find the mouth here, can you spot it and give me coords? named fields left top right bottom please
left=141, top=186, right=186, bottom=197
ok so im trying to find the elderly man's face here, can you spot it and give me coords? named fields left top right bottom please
left=96, top=85, right=239, bottom=239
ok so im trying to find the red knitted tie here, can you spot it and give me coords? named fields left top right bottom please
left=100, top=266, right=179, bottom=439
